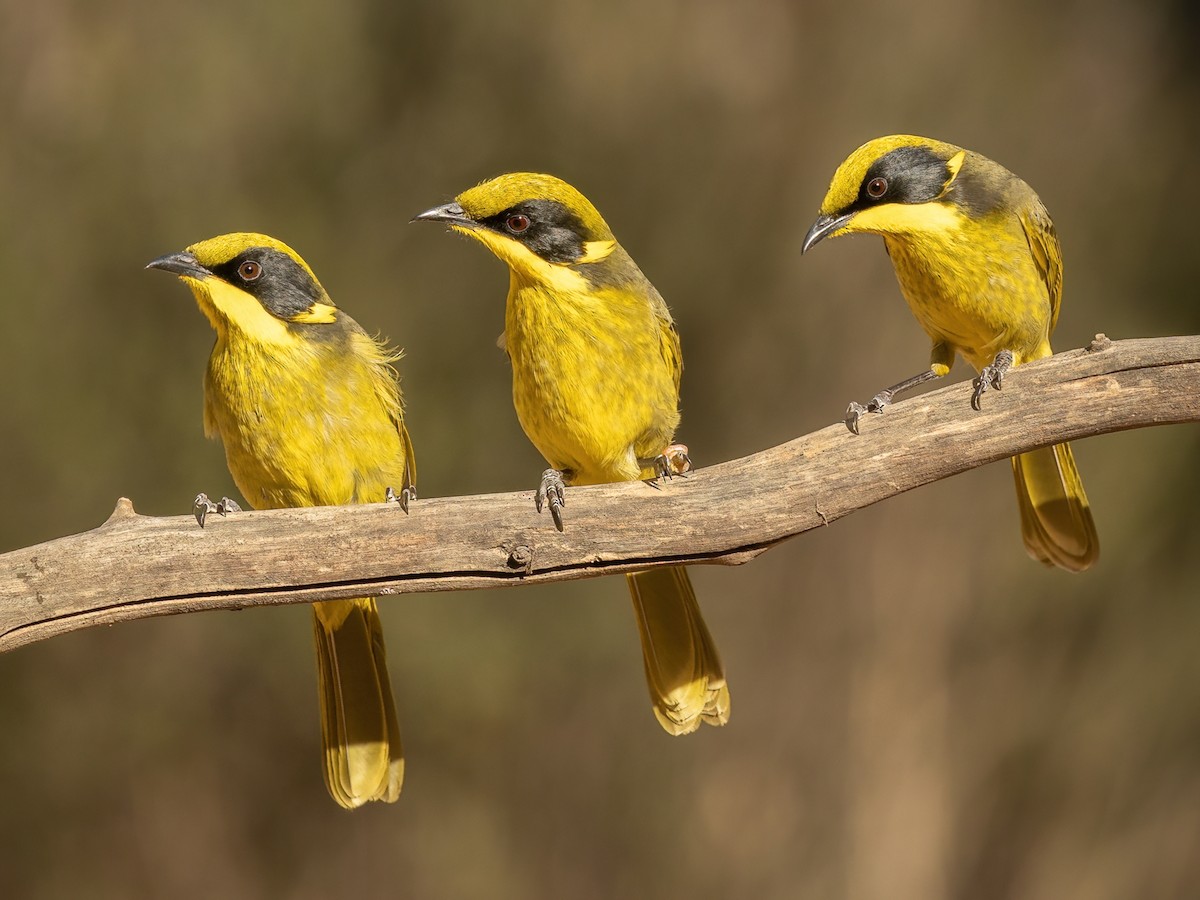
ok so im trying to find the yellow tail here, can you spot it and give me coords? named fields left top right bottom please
left=312, top=598, right=404, bottom=808
left=626, top=566, right=730, bottom=735
left=1011, top=442, right=1099, bottom=573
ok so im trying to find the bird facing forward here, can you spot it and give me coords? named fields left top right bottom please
left=803, top=135, right=1098, bottom=572
left=148, top=233, right=415, bottom=807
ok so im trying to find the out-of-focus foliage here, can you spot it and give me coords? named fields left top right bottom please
left=1, top=1, right=1198, bottom=898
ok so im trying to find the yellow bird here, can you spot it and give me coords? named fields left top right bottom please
left=803, top=135, right=1098, bottom=571
left=148, top=233, right=415, bottom=807
left=414, top=174, right=729, bottom=734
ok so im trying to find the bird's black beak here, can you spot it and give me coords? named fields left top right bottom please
left=410, top=202, right=474, bottom=227
left=146, top=251, right=210, bottom=280
left=801, top=212, right=854, bottom=254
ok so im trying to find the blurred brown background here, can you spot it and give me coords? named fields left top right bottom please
left=2, top=1, right=1199, bottom=898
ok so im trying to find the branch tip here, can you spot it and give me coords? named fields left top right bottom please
left=104, top=497, right=139, bottom=525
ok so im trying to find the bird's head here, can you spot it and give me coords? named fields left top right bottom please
left=413, top=173, right=619, bottom=284
left=802, top=135, right=979, bottom=253
left=147, top=232, right=338, bottom=342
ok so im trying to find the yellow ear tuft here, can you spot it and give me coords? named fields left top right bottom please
left=577, top=240, right=616, bottom=264
left=944, top=150, right=967, bottom=186
left=292, top=302, right=338, bottom=324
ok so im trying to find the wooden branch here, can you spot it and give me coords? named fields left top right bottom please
left=2, top=335, right=1197, bottom=653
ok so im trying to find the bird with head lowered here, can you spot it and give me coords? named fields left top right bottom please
left=148, top=233, right=415, bottom=807
left=803, top=135, right=1098, bottom=572
left=414, top=174, right=730, bottom=735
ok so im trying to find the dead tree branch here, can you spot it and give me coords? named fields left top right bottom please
left=2, top=335, right=1196, bottom=653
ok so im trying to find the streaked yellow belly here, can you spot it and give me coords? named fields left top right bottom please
left=505, top=280, right=679, bottom=485
left=885, top=230, right=1053, bottom=371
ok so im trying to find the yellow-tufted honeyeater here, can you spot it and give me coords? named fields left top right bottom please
left=803, top=135, right=1098, bottom=572
left=414, top=174, right=730, bottom=734
left=148, top=233, right=415, bottom=807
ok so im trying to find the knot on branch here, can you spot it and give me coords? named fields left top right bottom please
left=505, top=544, right=535, bottom=575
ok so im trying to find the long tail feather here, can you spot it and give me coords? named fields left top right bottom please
left=312, top=598, right=404, bottom=808
left=627, top=566, right=730, bottom=735
left=1011, top=442, right=1099, bottom=573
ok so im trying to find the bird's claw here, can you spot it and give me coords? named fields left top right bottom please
left=535, top=469, right=566, bottom=532
left=651, top=443, right=692, bottom=481
left=193, top=492, right=241, bottom=528
left=972, top=349, right=1014, bottom=411
left=845, top=401, right=867, bottom=435
left=844, top=390, right=891, bottom=435
left=385, top=484, right=416, bottom=514
left=868, top=390, right=894, bottom=413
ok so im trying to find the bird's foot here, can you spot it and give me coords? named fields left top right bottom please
left=385, top=484, right=416, bottom=514
left=972, top=349, right=1014, bottom=410
left=845, top=390, right=894, bottom=435
left=644, top=443, right=692, bottom=482
left=535, top=469, right=566, bottom=532
left=193, top=492, right=241, bottom=528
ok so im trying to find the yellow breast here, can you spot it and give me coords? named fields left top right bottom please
left=504, top=276, right=679, bottom=485
left=203, top=329, right=408, bottom=509
left=884, top=215, right=1053, bottom=370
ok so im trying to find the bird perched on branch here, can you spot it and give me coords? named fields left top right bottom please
left=148, top=233, right=415, bottom=807
left=414, top=174, right=729, bottom=734
left=803, top=135, right=1098, bottom=571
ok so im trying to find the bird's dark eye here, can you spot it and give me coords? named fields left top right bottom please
left=866, top=177, right=888, bottom=199
left=505, top=214, right=531, bottom=234
left=238, top=260, right=263, bottom=281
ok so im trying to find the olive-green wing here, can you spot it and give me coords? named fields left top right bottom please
left=1020, top=202, right=1063, bottom=333
left=659, top=314, right=683, bottom=396
left=399, top=419, right=416, bottom=496
left=646, top=284, right=683, bottom=397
